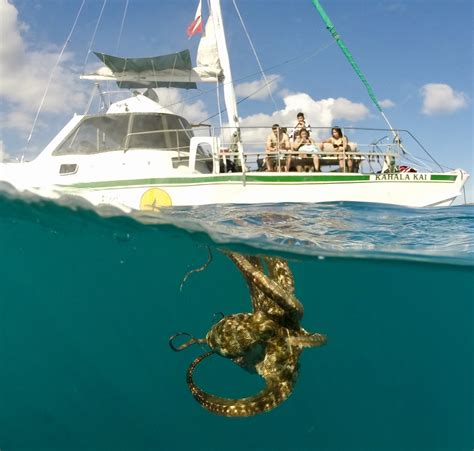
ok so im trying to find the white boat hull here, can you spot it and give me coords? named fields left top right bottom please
left=11, top=170, right=465, bottom=210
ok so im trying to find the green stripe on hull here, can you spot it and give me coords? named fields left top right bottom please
left=63, top=174, right=370, bottom=189
left=430, top=175, right=457, bottom=181
left=67, top=176, right=240, bottom=189
left=246, top=174, right=370, bottom=182
left=60, top=173, right=456, bottom=190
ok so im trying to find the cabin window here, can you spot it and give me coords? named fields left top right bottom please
left=128, top=114, right=192, bottom=152
left=52, top=113, right=193, bottom=156
left=53, top=115, right=129, bottom=155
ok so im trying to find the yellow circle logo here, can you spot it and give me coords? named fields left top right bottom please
left=139, top=188, right=172, bottom=210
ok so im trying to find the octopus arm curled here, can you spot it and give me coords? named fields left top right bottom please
left=225, top=252, right=303, bottom=318
left=186, top=352, right=294, bottom=417
left=264, top=256, right=295, bottom=295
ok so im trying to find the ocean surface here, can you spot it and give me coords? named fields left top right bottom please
left=0, top=185, right=472, bottom=450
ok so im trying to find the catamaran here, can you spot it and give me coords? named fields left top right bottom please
left=0, top=0, right=469, bottom=210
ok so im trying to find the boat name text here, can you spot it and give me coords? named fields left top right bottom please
left=374, top=173, right=428, bottom=181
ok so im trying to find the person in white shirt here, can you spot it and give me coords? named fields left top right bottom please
left=287, top=128, right=318, bottom=172
left=289, top=112, right=311, bottom=141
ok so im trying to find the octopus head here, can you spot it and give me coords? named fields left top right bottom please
left=206, top=311, right=277, bottom=359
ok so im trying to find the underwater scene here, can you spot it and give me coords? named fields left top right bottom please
left=0, top=186, right=473, bottom=450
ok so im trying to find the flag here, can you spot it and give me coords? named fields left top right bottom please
left=187, top=0, right=203, bottom=38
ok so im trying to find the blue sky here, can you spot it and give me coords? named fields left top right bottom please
left=1, top=0, right=472, bottom=200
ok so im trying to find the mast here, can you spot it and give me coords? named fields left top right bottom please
left=208, top=0, right=243, bottom=159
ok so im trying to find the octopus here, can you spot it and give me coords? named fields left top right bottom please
left=169, top=251, right=327, bottom=417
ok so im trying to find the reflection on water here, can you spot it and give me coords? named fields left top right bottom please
left=170, top=251, right=327, bottom=417
left=142, top=202, right=474, bottom=265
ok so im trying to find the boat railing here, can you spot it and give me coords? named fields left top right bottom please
left=120, top=124, right=440, bottom=174
left=204, top=125, right=441, bottom=174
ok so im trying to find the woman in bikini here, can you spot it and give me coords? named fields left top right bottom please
left=320, top=126, right=354, bottom=172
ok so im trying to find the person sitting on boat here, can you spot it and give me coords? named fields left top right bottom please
left=286, top=128, right=318, bottom=172
left=319, top=126, right=354, bottom=172
left=265, top=124, right=290, bottom=171
left=289, top=112, right=312, bottom=142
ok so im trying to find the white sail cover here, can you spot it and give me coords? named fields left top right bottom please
left=194, top=18, right=223, bottom=80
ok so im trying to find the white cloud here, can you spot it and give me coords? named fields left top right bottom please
left=0, top=110, right=36, bottom=133
left=379, top=98, right=395, bottom=109
left=154, top=88, right=209, bottom=124
left=420, top=83, right=468, bottom=115
left=329, top=97, right=370, bottom=122
left=236, top=91, right=370, bottom=147
left=234, top=74, right=281, bottom=101
left=0, top=0, right=88, bottom=133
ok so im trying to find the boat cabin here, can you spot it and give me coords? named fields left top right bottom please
left=35, top=94, right=217, bottom=178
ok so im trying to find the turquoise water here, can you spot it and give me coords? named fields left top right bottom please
left=0, top=188, right=472, bottom=450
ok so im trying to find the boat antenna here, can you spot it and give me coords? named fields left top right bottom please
left=310, top=1, right=400, bottom=142
left=25, top=0, right=86, bottom=155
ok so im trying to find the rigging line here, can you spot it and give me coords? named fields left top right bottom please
left=158, top=44, right=332, bottom=112
left=83, top=0, right=108, bottom=70
left=196, top=42, right=335, bottom=123
left=115, top=0, right=129, bottom=54
left=403, top=133, right=443, bottom=171
left=402, top=155, right=433, bottom=172
left=160, top=41, right=334, bottom=115
left=231, top=0, right=278, bottom=110
left=84, top=83, right=98, bottom=115
left=201, top=76, right=280, bottom=123
left=241, top=41, right=334, bottom=84
left=26, top=0, right=86, bottom=152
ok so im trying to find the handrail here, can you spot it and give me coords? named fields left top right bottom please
left=106, top=123, right=439, bottom=173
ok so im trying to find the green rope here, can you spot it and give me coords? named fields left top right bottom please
left=310, top=0, right=383, bottom=113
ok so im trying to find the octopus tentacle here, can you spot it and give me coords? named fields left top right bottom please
left=211, top=311, right=225, bottom=323
left=169, top=332, right=207, bottom=352
left=288, top=333, right=328, bottom=348
left=225, top=252, right=303, bottom=318
left=186, top=352, right=294, bottom=417
left=246, top=255, right=264, bottom=270
left=248, top=281, right=270, bottom=313
left=173, top=251, right=327, bottom=417
left=180, top=246, right=213, bottom=291
left=264, top=256, right=295, bottom=295
left=223, top=252, right=284, bottom=315
left=241, top=257, right=282, bottom=316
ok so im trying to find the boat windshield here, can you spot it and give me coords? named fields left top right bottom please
left=52, top=113, right=193, bottom=156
